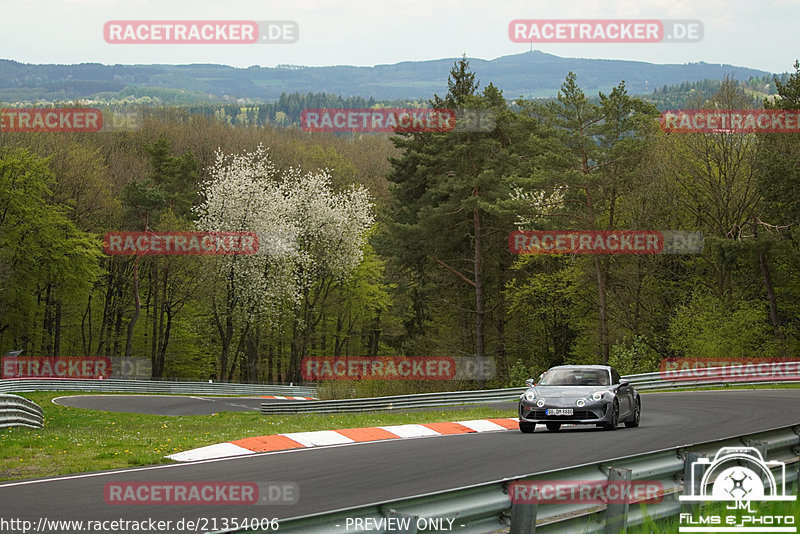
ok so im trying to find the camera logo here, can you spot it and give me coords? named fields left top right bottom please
left=681, top=447, right=795, bottom=502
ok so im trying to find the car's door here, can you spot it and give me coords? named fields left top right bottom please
left=611, top=369, right=632, bottom=417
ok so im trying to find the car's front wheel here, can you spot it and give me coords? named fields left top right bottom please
left=603, top=400, right=619, bottom=430
left=625, top=398, right=640, bottom=428
left=519, top=422, right=536, bottom=433
left=546, top=422, right=561, bottom=431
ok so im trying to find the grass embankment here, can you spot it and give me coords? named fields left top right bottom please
left=0, top=391, right=515, bottom=481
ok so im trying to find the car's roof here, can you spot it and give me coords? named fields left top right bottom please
left=546, top=365, right=612, bottom=370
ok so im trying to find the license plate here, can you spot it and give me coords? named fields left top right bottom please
left=546, top=408, right=573, bottom=416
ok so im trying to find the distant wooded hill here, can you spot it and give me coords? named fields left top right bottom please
left=0, top=51, right=782, bottom=105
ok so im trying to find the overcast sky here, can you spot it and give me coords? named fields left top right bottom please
left=2, top=0, right=798, bottom=74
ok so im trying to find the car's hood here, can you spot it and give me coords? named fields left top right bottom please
left=529, top=385, right=610, bottom=398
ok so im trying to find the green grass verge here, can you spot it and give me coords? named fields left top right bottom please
left=0, top=391, right=516, bottom=482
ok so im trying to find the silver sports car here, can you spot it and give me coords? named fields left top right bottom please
left=518, top=365, right=640, bottom=432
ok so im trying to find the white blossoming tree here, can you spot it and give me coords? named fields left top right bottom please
left=510, top=185, right=567, bottom=230
left=281, top=168, right=374, bottom=380
left=194, top=145, right=373, bottom=381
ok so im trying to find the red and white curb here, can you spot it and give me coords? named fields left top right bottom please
left=260, top=395, right=316, bottom=400
left=167, top=418, right=520, bottom=462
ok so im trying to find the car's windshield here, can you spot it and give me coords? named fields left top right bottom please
left=538, top=369, right=610, bottom=386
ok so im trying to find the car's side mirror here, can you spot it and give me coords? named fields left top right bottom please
left=525, top=378, right=534, bottom=388
left=619, top=380, right=630, bottom=387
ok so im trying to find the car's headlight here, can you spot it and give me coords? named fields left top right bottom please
left=590, top=391, right=607, bottom=401
left=523, top=391, right=536, bottom=402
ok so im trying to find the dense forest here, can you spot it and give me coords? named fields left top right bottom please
left=1, top=58, right=799, bottom=390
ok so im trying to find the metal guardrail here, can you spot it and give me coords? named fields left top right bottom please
left=261, top=388, right=525, bottom=414
left=226, top=424, right=800, bottom=533
left=624, top=363, right=800, bottom=391
left=0, top=378, right=317, bottom=398
left=633, top=377, right=800, bottom=391
left=261, top=362, right=800, bottom=414
left=0, top=394, right=44, bottom=428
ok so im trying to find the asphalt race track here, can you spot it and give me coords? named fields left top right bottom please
left=52, top=395, right=283, bottom=415
left=3, top=389, right=800, bottom=532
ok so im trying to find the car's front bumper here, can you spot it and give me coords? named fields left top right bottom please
left=518, top=401, right=612, bottom=424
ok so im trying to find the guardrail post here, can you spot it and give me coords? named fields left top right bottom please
left=793, top=427, right=800, bottom=494
left=684, top=452, right=704, bottom=496
left=794, top=450, right=800, bottom=496
left=604, top=467, right=631, bottom=534
left=743, top=439, right=769, bottom=489
left=682, top=452, right=705, bottom=513
left=509, top=490, right=537, bottom=534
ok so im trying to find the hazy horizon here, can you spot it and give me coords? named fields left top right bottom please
left=1, top=0, right=797, bottom=75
